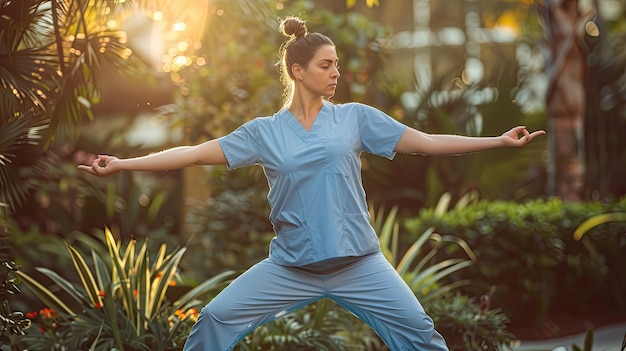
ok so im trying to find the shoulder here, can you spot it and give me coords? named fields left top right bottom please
left=324, top=101, right=375, bottom=116
left=331, top=102, right=392, bottom=122
left=237, top=114, right=278, bottom=131
left=247, top=115, right=276, bottom=125
left=337, top=102, right=385, bottom=114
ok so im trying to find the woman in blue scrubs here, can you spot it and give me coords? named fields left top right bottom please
left=80, top=16, right=544, bottom=351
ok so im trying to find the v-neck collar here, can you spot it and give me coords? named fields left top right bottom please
left=282, top=102, right=328, bottom=139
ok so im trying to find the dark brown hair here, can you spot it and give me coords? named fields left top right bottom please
left=277, top=16, right=335, bottom=106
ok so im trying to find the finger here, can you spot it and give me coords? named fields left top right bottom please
left=528, top=130, right=546, bottom=140
left=513, top=126, right=526, bottom=135
left=521, top=129, right=530, bottom=142
left=91, top=160, right=103, bottom=177
left=507, top=126, right=527, bottom=140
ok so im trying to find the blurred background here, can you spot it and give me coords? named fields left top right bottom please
left=1, top=0, right=626, bottom=350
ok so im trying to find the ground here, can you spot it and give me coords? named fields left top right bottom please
left=509, top=310, right=626, bottom=341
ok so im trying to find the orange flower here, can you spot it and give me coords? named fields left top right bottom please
left=133, top=289, right=138, bottom=298
left=156, top=272, right=164, bottom=278
left=169, top=280, right=176, bottom=287
left=98, top=290, right=106, bottom=297
left=173, top=308, right=199, bottom=321
left=40, top=308, right=56, bottom=319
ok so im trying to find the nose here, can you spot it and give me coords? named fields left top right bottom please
left=332, top=66, right=340, bottom=78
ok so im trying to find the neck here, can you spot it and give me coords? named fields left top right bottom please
left=288, top=93, right=324, bottom=123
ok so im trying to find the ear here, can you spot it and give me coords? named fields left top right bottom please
left=291, top=63, right=303, bottom=81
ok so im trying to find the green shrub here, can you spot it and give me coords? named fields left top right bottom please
left=427, top=293, right=514, bottom=351
left=404, top=197, right=626, bottom=325
left=17, top=229, right=234, bottom=351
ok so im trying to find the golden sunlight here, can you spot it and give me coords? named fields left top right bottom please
left=120, top=0, right=212, bottom=76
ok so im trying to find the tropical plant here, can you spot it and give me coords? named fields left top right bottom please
left=236, top=299, right=385, bottom=351
left=0, top=0, right=134, bottom=215
left=574, top=212, right=626, bottom=240
left=0, top=0, right=277, bottom=214
left=427, top=293, right=514, bottom=351
left=372, top=200, right=477, bottom=305
left=0, top=260, right=31, bottom=350
left=372, top=197, right=518, bottom=351
left=16, top=228, right=234, bottom=351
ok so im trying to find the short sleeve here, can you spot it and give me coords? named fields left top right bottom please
left=357, top=103, right=407, bottom=159
left=218, top=119, right=260, bottom=169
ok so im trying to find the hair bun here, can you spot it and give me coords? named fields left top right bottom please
left=279, top=16, right=307, bottom=39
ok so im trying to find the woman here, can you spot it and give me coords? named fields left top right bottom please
left=79, top=16, right=544, bottom=351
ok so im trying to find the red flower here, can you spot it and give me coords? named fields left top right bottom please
left=40, top=308, right=57, bottom=319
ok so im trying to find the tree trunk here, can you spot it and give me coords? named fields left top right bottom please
left=541, top=0, right=595, bottom=202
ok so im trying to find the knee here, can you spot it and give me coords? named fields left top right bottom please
left=418, top=315, right=435, bottom=331
left=198, top=301, right=227, bottom=325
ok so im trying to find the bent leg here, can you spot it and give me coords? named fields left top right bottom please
left=183, top=259, right=324, bottom=351
left=326, top=252, right=448, bottom=351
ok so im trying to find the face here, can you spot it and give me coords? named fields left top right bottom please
left=292, top=44, right=340, bottom=98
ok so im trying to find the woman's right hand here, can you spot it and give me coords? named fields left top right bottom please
left=77, top=155, right=122, bottom=177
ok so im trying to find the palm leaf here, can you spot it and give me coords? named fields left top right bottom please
left=574, top=212, right=626, bottom=240
left=373, top=204, right=476, bottom=303
left=102, top=282, right=125, bottom=350
left=66, top=242, right=104, bottom=308
left=92, top=248, right=112, bottom=295
left=398, top=227, right=436, bottom=274
left=173, top=269, right=235, bottom=311
left=15, top=269, right=76, bottom=316
left=105, top=228, right=136, bottom=325
left=0, top=115, right=47, bottom=210
left=148, top=246, right=185, bottom=318
left=0, top=1, right=59, bottom=115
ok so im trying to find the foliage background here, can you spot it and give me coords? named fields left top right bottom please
left=2, top=0, right=626, bottom=348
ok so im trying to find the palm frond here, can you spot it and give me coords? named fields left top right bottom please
left=0, top=0, right=59, bottom=116
left=0, top=113, right=48, bottom=210
left=372, top=204, right=477, bottom=303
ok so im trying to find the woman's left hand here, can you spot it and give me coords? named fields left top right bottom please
left=500, top=126, right=546, bottom=148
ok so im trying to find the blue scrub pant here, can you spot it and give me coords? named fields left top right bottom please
left=182, top=252, right=448, bottom=351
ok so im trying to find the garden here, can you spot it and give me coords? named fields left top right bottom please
left=2, top=0, right=626, bottom=350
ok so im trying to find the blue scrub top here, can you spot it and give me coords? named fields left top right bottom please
left=218, top=101, right=407, bottom=266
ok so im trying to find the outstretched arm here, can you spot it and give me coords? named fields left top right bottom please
left=395, top=126, right=545, bottom=156
left=78, top=139, right=227, bottom=177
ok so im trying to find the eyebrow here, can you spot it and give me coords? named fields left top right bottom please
left=318, top=58, right=339, bottom=64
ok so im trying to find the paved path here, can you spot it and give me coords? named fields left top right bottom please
left=512, top=323, right=626, bottom=351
